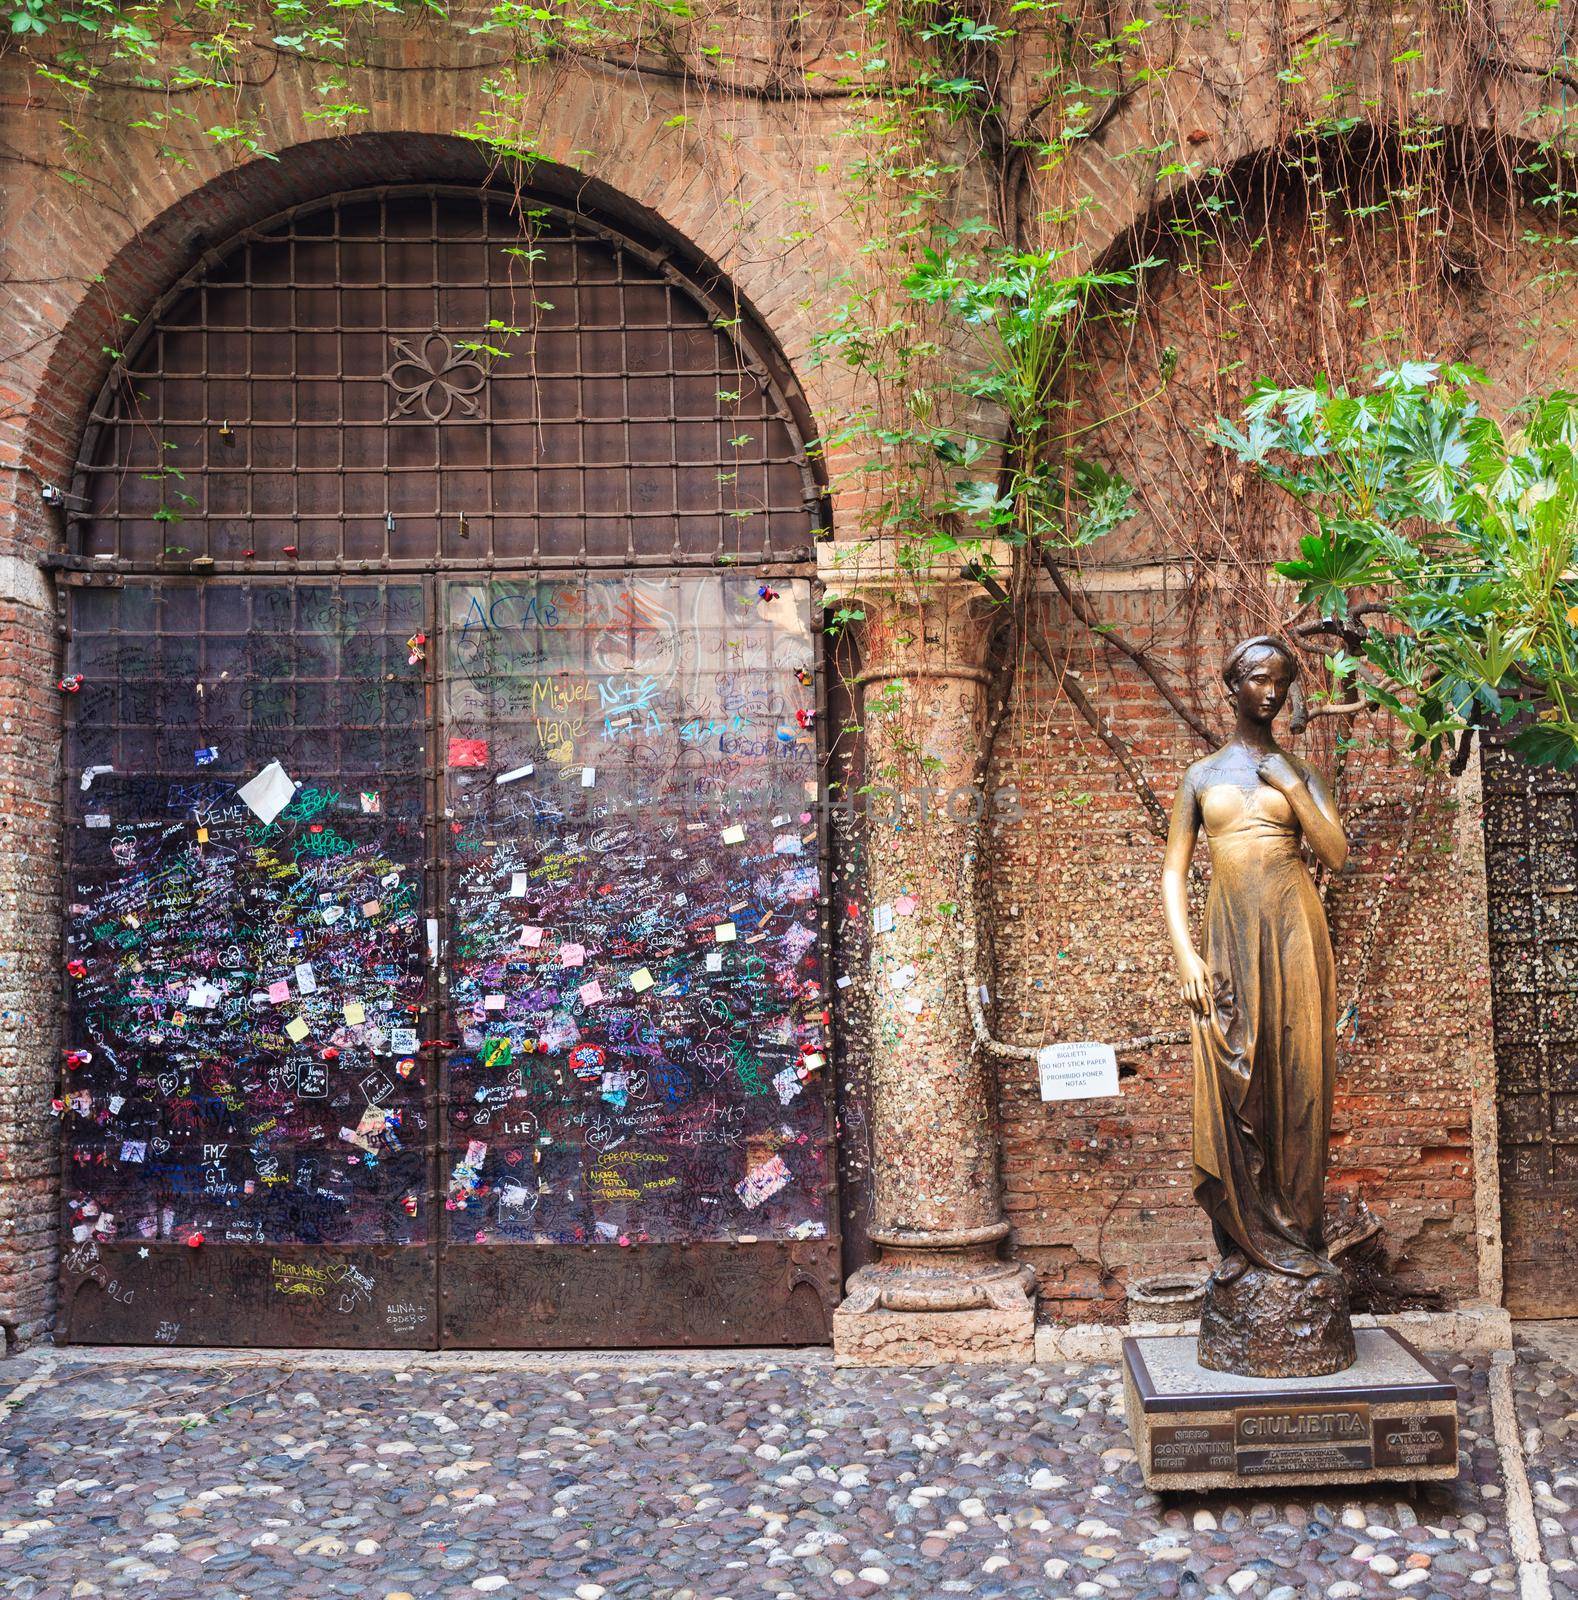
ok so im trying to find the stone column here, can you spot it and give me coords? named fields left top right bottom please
left=828, top=549, right=1036, bottom=1365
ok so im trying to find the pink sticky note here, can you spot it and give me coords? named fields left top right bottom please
left=559, top=943, right=586, bottom=968
left=578, top=979, right=603, bottom=1006
left=267, top=979, right=290, bottom=1004
left=520, top=926, right=544, bottom=948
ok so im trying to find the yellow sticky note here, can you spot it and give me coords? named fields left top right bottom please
left=631, top=967, right=654, bottom=993
left=714, top=922, right=737, bottom=944
left=721, top=824, right=746, bottom=845
left=285, top=1016, right=310, bottom=1043
left=343, top=1001, right=366, bottom=1025
left=196, top=827, right=209, bottom=844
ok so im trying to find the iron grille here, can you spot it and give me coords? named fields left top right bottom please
left=69, top=187, right=824, bottom=572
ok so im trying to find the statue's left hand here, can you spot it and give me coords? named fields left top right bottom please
left=1255, top=752, right=1301, bottom=794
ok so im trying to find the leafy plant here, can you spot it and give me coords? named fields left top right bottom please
left=1214, top=363, right=1578, bottom=768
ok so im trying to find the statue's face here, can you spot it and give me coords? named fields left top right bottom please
left=1229, top=648, right=1293, bottom=724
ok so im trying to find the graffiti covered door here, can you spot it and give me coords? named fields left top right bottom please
left=59, top=579, right=439, bottom=1345
left=55, top=182, right=837, bottom=1346
left=436, top=575, right=840, bottom=1345
left=1482, top=743, right=1578, bottom=1317
left=58, top=574, right=839, bottom=1346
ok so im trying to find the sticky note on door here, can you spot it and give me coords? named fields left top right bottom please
left=520, top=925, right=543, bottom=948
left=343, top=1001, right=366, bottom=1025
left=285, top=1016, right=311, bottom=1043
left=714, top=922, right=737, bottom=944
left=559, top=943, right=585, bottom=968
left=509, top=872, right=529, bottom=898
left=721, top=824, right=746, bottom=845
left=580, top=767, right=596, bottom=787
left=578, top=979, right=603, bottom=1006
left=294, top=962, right=317, bottom=995
left=630, top=967, right=654, bottom=993
left=267, top=979, right=290, bottom=1004
left=484, top=993, right=506, bottom=1011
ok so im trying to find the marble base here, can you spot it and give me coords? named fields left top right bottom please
left=832, top=1303, right=1035, bottom=1365
left=1123, top=1327, right=1460, bottom=1490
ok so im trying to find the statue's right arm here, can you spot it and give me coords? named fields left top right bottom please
left=1162, top=768, right=1210, bottom=1016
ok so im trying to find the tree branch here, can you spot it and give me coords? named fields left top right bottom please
left=1039, top=545, right=1219, bottom=748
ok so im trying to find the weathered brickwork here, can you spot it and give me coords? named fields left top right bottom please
left=991, top=597, right=1487, bottom=1321
left=0, top=12, right=1563, bottom=1338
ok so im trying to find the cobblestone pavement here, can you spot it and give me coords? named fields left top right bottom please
left=0, top=1344, right=1553, bottom=1600
left=1512, top=1326, right=1578, bottom=1592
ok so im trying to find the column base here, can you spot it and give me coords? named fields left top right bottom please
left=832, top=1243, right=1037, bottom=1366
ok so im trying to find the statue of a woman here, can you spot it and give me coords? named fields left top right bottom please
left=1161, top=635, right=1356, bottom=1377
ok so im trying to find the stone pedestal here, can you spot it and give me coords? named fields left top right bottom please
left=1124, top=1327, right=1460, bottom=1490
left=826, top=548, right=1035, bottom=1365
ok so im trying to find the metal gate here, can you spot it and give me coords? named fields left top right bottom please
left=55, top=185, right=838, bottom=1347
left=1482, top=743, right=1578, bottom=1317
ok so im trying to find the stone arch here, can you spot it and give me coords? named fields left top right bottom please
left=989, top=124, right=1563, bottom=1318
left=12, top=127, right=856, bottom=552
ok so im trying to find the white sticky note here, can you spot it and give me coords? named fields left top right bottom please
left=80, top=764, right=113, bottom=791
left=578, top=979, right=603, bottom=1006
left=721, top=824, right=746, bottom=845
left=581, top=767, right=596, bottom=788
left=496, top=764, right=534, bottom=785
left=343, top=1001, right=366, bottom=1026
left=520, top=925, right=544, bottom=948
left=836, top=974, right=852, bottom=990
left=705, top=952, right=724, bottom=972
left=630, top=967, right=654, bottom=993
left=889, top=964, right=916, bottom=993
left=902, top=994, right=925, bottom=1014
left=1036, top=1042, right=1120, bottom=1103
left=294, top=962, right=317, bottom=995
left=85, top=814, right=110, bottom=829
left=509, top=872, right=529, bottom=897
left=285, top=1016, right=311, bottom=1043
left=186, top=981, right=220, bottom=1009
left=801, top=1052, right=825, bottom=1072
left=773, top=834, right=803, bottom=856
left=713, top=922, right=737, bottom=944
left=427, top=918, right=440, bottom=963
left=237, top=760, right=297, bottom=826
left=484, top=993, right=506, bottom=1011
left=873, top=903, right=896, bottom=935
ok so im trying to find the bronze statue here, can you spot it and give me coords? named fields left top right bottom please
left=1161, top=635, right=1356, bottom=1377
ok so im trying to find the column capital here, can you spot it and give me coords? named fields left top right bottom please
left=817, top=539, right=1009, bottom=687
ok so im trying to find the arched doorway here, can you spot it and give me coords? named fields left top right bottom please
left=57, top=185, right=839, bottom=1347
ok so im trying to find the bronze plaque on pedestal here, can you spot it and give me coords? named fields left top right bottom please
left=1123, top=1329, right=1461, bottom=1489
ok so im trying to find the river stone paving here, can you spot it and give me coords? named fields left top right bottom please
left=1511, top=1325, right=1578, bottom=1595
left=0, top=1348, right=1526, bottom=1600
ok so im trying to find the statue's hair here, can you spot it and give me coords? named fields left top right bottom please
left=1222, top=634, right=1300, bottom=690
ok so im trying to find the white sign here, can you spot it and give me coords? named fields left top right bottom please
left=1037, top=1042, right=1120, bottom=1103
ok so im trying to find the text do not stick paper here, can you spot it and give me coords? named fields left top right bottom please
left=1036, top=1042, right=1120, bottom=1103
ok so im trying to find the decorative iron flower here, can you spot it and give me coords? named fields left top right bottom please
left=384, top=332, right=488, bottom=421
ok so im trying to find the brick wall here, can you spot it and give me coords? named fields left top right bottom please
left=0, top=20, right=1555, bottom=1336
left=987, top=154, right=1566, bottom=1321
left=990, top=593, right=1487, bottom=1320
left=0, top=549, right=61, bottom=1345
